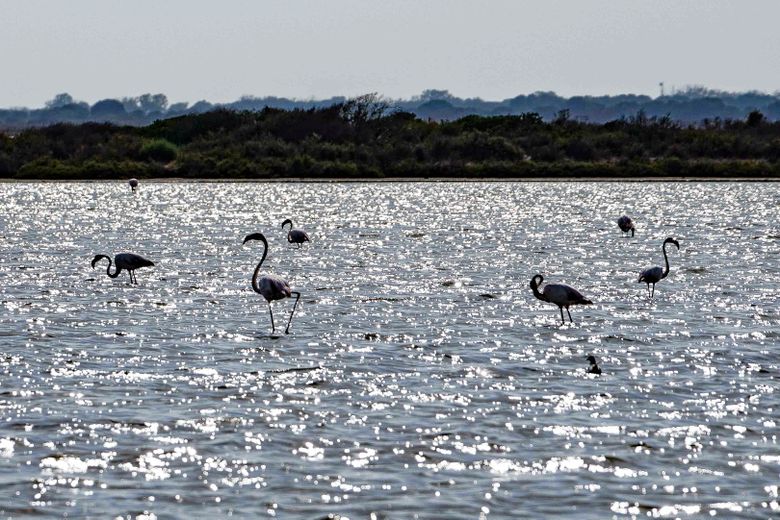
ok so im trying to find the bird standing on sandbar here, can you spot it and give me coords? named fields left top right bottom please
left=530, top=274, right=593, bottom=324
left=243, top=232, right=301, bottom=334
left=638, top=237, right=680, bottom=298
left=128, top=178, right=139, bottom=193
left=281, top=219, right=310, bottom=248
left=91, top=253, right=155, bottom=284
left=617, top=215, right=635, bottom=237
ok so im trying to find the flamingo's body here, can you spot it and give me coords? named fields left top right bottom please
left=617, top=215, right=635, bottom=237
left=128, top=178, right=139, bottom=193
left=281, top=219, right=310, bottom=247
left=91, top=253, right=154, bottom=284
left=530, top=274, right=592, bottom=324
left=243, top=232, right=301, bottom=334
left=586, top=355, right=602, bottom=375
left=638, top=237, right=680, bottom=298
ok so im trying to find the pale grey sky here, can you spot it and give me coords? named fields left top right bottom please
left=2, top=0, right=779, bottom=107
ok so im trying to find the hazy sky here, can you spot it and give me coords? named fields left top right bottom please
left=2, top=0, right=779, bottom=107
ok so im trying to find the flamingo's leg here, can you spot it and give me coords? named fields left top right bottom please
left=285, top=292, right=301, bottom=334
left=651, top=283, right=655, bottom=298
left=559, top=307, right=565, bottom=324
left=268, top=304, right=276, bottom=333
left=566, top=307, right=573, bottom=322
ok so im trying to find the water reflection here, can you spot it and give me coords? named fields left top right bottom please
left=0, top=181, right=778, bottom=517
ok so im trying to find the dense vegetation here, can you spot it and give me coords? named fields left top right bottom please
left=4, top=88, right=780, bottom=130
left=2, top=96, right=780, bottom=180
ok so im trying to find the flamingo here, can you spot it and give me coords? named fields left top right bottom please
left=617, top=215, right=635, bottom=237
left=281, top=219, right=310, bottom=248
left=530, top=274, right=593, bottom=324
left=128, top=178, right=139, bottom=193
left=91, top=253, right=154, bottom=284
left=242, top=232, right=301, bottom=334
left=586, top=355, right=602, bottom=375
left=638, top=237, right=680, bottom=298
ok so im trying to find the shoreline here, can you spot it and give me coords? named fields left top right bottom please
left=1, top=176, right=779, bottom=183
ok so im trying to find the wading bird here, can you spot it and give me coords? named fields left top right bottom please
left=128, top=178, right=139, bottom=193
left=243, top=232, right=301, bottom=334
left=638, top=237, right=680, bottom=298
left=91, top=253, right=154, bottom=284
left=530, top=274, right=593, bottom=324
left=281, top=219, right=310, bottom=247
left=617, top=215, right=635, bottom=237
left=586, top=355, right=602, bottom=375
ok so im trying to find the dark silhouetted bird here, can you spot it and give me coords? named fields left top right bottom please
left=530, top=274, right=593, bottom=324
left=617, top=215, right=635, bottom=237
left=639, top=237, right=680, bottom=298
left=91, top=253, right=154, bottom=284
left=586, top=355, right=602, bottom=375
left=281, top=219, right=310, bottom=247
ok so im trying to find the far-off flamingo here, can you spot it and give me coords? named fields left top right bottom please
left=638, top=237, right=680, bottom=298
left=91, top=253, right=154, bottom=284
left=281, top=219, right=310, bottom=248
left=617, top=215, right=635, bottom=237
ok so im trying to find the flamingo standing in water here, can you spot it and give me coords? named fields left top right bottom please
left=530, top=274, right=592, bottom=324
left=243, top=232, right=301, bottom=334
left=91, top=253, right=154, bottom=284
left=281, top=219, right=310, bottom=248
left=128, top=178, right=139, bottom=193
left=638, top=237, right=680, bottom=298
left=617, top=215, right=635, bottom=237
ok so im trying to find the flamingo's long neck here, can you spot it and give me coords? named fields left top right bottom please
left=531, top=278, right=547, bottom=302
left=250, top=241, right=268, bottom=295
left=661, top=242, right=671, bottom=279
left=102, top=256, right=121, bottom=278
left=283, top=222, right=292, bottom=242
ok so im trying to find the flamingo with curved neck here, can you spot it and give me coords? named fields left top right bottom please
left=243, top=232, right=301, bottom=334
left=530, top=274, right=592, bottom=324
left=281, top=219, right=310, bottom=248
left=91, top=253, right=154, bottom=284
left=638, top=237, right=680, bottom=298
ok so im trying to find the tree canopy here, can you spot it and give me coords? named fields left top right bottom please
left=2, top=102, right=779, bottom=180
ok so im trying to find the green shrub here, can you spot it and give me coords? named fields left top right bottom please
left=140, top=138, right=178, bottom=162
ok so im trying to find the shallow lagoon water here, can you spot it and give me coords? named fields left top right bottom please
left=0, top=181, right=778, bottom=518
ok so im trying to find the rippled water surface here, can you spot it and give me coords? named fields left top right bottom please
left=1, top=181, right=779, bottom=518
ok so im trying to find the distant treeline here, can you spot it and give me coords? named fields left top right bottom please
left=4, top=87, right=780, bottom=130
left=2, top=94, right=780, bottom=180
